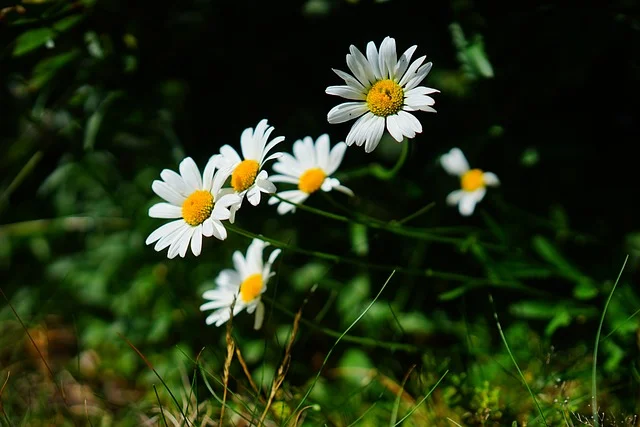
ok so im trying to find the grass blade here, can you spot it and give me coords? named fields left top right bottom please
left=489, top=294, right=548, bottom=426
left=591, top=255, right=628, bottom=427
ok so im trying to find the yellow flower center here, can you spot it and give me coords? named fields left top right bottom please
left=461, top=169, right=485, bottom=192
left=298, top=168, right=326, bottom=194
left=181, top=190, right=214, bottom=226
left=240, top=273, right=263, bottom=303
left=232, top=160, right=260, bottom=192
left=366, top=79, right=404, bottom=117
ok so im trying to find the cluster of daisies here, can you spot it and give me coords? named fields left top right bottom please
left=145, top=36, right=499, bottom=330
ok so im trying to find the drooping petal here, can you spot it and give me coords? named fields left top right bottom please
left=146, top=220, right=184, bottom=245
left=190, top=225, right=203, bottom=256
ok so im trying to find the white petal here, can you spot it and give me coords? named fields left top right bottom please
left=366, top=40, right=382, bottom=80
left=446, top=190, right=463, bottom=206
left=146, top=220, right=184, bottom=245
left=273, top=190, right=308, bottom=215
left=334, top=184, right=354, bottom=196
left=315, top=134, right=331, bottom=171
left=363, top=116, right=386, bottom=153
left=160, top=169, right=190, bottom=197
left=440, top=148, right=470, bottom=176
left=190, top=225, right=203, bottom=256
left=211, top=220, right=227, bottom=240
left=399, top=55, right=426, bottom=87
left=233, top=250, right=248, bottom=278
left=405, top=86, right=439, bottom=97
left=395, top=45, right=418, bottom=79
left=253, top=301, right=265, bottom=330
left=396, top=110, right=422, bottom=138
left=152, top=180, right=184, bottom=206
left=327, top=141, right=347, bottom=175
left=262, top=137, right=285, bottom=164
left=179, top=157, right=203, bottom=191
left=202, top=218, right=214, bottom=237
left=149, top=202, right=182, bottom=219
left=246, top=187, right=261, bottom=206
left=202, top=156, right=217, bottom=191
left=330, top=68, right=365, bottom=91
left=154, top=222, right=187, bottom=251
left=293, top=137, right=315, bottom=170
left=256, top=178, right=276, bottom=194
left=219, top=145, right=242, bottom=167
left=168, top=226, right=193, bottom=259
left=269, top=175, right=299, bottom=185
left=405, top=62, right=433, bottom=91
left=273, top=152, right=303, bottom=177
left=347, top=44, right=375, bottom=86
left=459, top=194, right=478, bottom=216
left=385, top=115, right=405, bottom=142
left=327, top=102, right=369, bottom=124
left=240, top=123, right=259, bottom=161
left=325, top=85, right=366, bottom=100
left=483, top=172, right=500, bottom=187
left=378, top=36, right=397, bottom=79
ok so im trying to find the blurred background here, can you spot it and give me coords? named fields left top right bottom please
left=1, top=0, right=639, bottom=424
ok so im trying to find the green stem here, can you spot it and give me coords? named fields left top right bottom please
left=0, top=151, right=43, bottom=214
left=338, top=140, right=409, bottom=181
left=227, top=224, right=529, bottom=289
left=273, top=193, right=504, bottom=251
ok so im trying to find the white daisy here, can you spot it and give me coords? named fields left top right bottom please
left=440, top=147, right=500, bottom=216
left=145, top=157, right=241, bottom=258
left=199, top=238, right=281, bottom=330
left=326, top=36, right=439, bottom=153
left=267, top=134, right=353, bottom=215
left=214, top=119, right=284, bottom=221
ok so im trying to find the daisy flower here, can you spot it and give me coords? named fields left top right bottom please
left=440, top=147, right=499, bottom=216
left=214, top=119, right=284, bottom=220
left=326, top=36, right=439, bottom=153
left=268, top=134, right=353, bottom=215
left=145, top=157, right=241, bottom=258
left=199, top=238, right=281, bottom=330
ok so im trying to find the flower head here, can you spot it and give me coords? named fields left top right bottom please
left=440, top=148, right=499, bottom=216
left=268, top=134, right=353, bottom=215
left=326, top=36, right=439, bottom=153
left=145, top=157, right=241, bottom=258
left=200, top=238, right=281, bottom=330
left=214, top=119, right=284, bottom=220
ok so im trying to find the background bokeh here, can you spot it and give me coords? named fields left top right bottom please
left=1, top=0, right=639, bottom=424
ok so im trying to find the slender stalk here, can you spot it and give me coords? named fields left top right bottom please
left=592, top=255, right=628, bottom=427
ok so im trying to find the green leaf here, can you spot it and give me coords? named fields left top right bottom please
left=573, top=277, right=598, bottom=300
left=532, top=235, right=582, bottom=279
left=52, top=14, right=83, bottom=32
left=395, top=312, right=434, bottom=334
left=337, top=275, right=370, bottom=318
left=545, top=311, right=571, bottom=337
left=13, top=28, right=55, bottom=56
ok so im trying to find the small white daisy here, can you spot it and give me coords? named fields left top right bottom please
left=267, top=134, right=353, bottom=215
left=326, top=36, right=439, bottom=153
left=145, top=157, right=241, bottom=258
left=440, top=147, right=499, bottom=216
left=199, top=238, right=281, bottom=330
left=214, top=119, right=284, bottom=221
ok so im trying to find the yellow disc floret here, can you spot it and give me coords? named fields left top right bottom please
left=181, top=190, right=214, bottom=226
left=461, top=169, right=485, bottom=192
left=232, top=160, right=260, bottom=192
left=366, top=79, right=404, bottom=117
left=298, top=168, right=326, bottom=194
left=240, top=273, right=263, bottom=303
